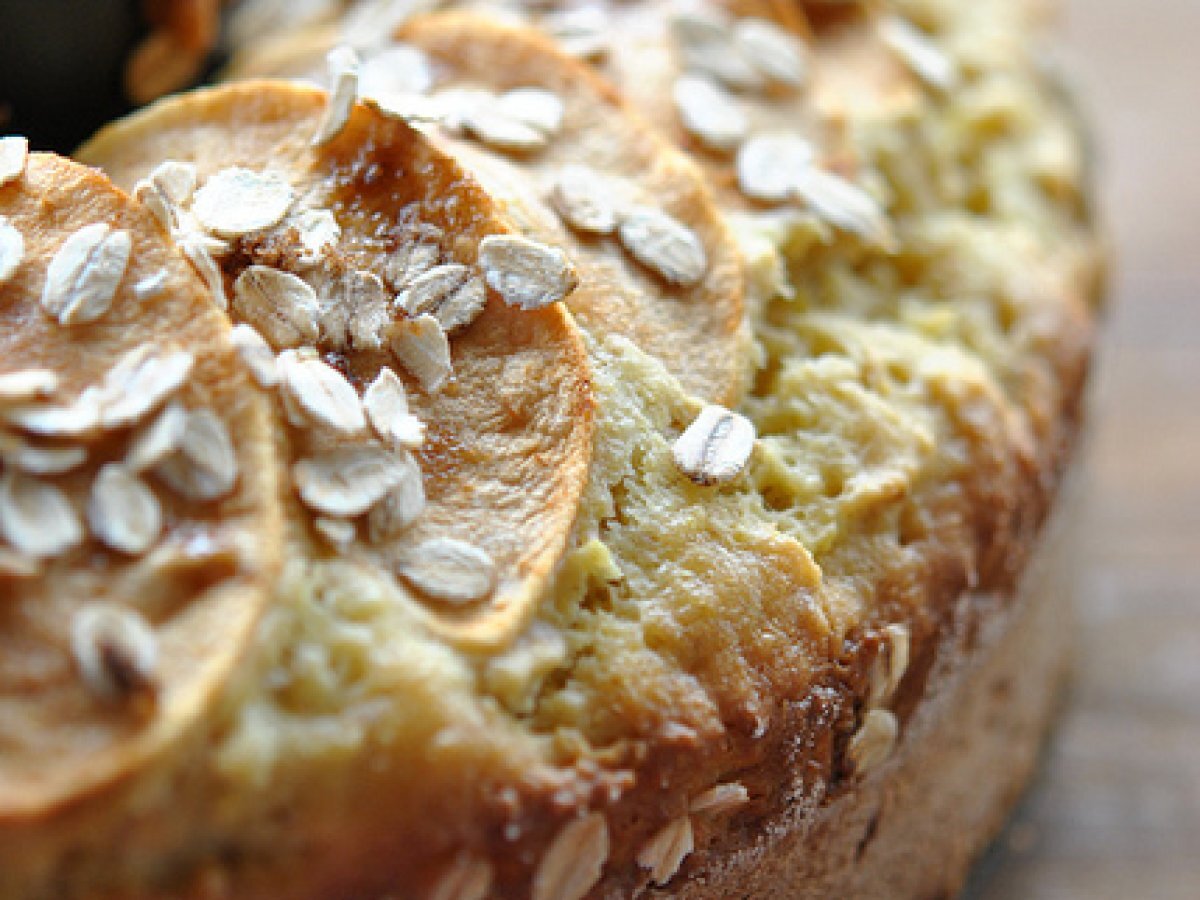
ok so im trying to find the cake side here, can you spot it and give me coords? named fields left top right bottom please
left=667, top=505, right=1078, bottom=899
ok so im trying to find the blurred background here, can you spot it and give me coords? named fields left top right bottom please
left=1, top=1, right=1196, bottom=897
left=968, top=1, right=1200, bottom=898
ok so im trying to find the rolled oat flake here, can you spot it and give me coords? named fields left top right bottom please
left=0, top=136, right=28, bottom=185
left=0, top=217, right=24, bottom=285
left=41, top=223, right=132, bottom=325
left=672, top=405, right=756, bottom=486
left=617, top=207, right=707, bottom=286
left=192, top=168, right=295, bottom=238
left=397, top=537, right=496, bottom=604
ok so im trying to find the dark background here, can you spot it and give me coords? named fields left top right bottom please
left=0, top=0, right=147, bottom=151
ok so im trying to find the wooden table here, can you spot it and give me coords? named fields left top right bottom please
left=965, top=2, right=1200, bottom=897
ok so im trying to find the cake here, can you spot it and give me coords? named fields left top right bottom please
left=0, top=1, right=1103, bottom=897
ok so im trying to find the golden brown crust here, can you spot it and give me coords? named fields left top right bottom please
left=665, top=514, right=1077, bottom=899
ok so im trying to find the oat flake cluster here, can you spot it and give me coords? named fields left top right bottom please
left=113, top=91, right=585, bottom=608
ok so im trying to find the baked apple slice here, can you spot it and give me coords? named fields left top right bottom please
left=225, top=11, right=750, bottom=405
left=0, top=153, right=283, bottom=823
left=78, top=81, right=595, bottom=652
left=509, top=0, right=911, bottom=245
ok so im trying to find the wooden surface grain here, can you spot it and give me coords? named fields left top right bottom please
left=964, top=2, right=1200, bottom=898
